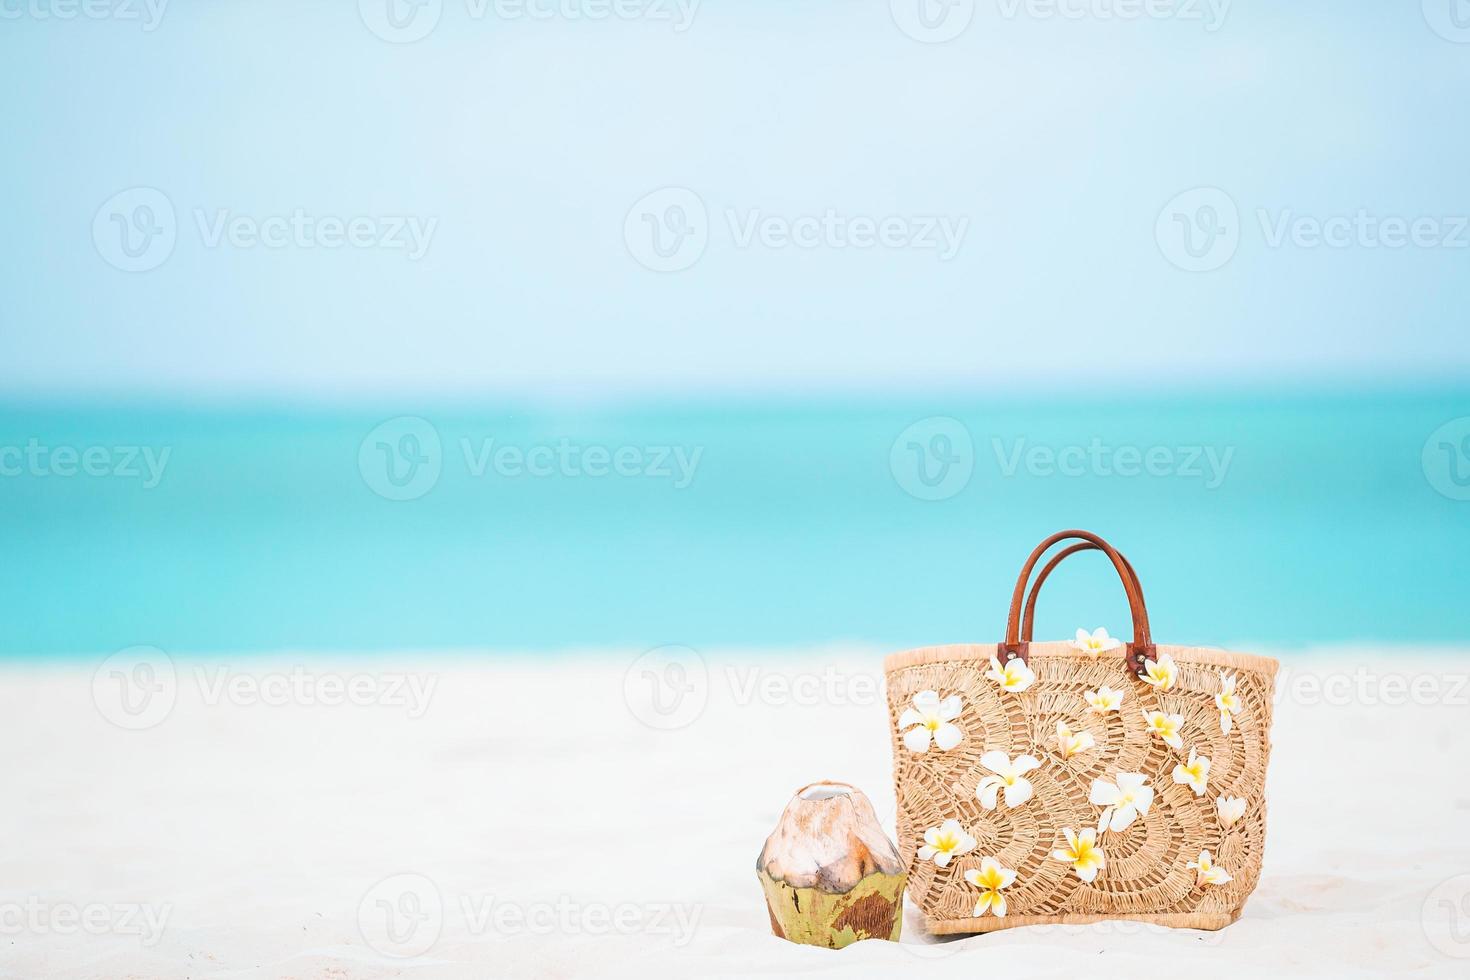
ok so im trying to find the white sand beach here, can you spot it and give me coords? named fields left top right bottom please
left=2, top=647, right=1467, bottom=979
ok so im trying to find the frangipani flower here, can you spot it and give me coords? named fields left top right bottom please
left=976, top=750, right=1041, bottom=810
left=1172, top=747, right=1211, bottom=796
left=1089, top=772, right=1154, bottom=832
left=1142, top=709, right=1184, bottom=749
left=1071, top=627, right=1122, bottom=658
left=1216, top=795, right=1247, bottom=828
left=1051, top=826, right=1106, bottom=882
left=986, top=655, right=1036, bottom=693
left=1216, top=672, right=1241, bottom=734
left=1138, top=652, right=1178, bottom=691
left=899, top=690, right=965, bottom=754
left=1055, top=720, right=1096, bottom=759
left=963, top=857, right=1018, bottom=918
left=1085, top=685, right=1123, bottom=713
left=1188, top=849, right=1232, bottom=887
left=917, top=819, right=976, bottom=867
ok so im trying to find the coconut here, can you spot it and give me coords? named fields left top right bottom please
left=755, top=781, right=905, bottom=947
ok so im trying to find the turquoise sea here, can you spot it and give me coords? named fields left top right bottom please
left=2, top=388, right=1467, bottom=659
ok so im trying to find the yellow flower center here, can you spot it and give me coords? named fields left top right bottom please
left=934, top=833, right=957, bottom=852
left=924, top=717, right=941, bottom=731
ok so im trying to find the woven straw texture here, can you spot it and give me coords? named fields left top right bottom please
left=884, top=641, right=1277, bottom=934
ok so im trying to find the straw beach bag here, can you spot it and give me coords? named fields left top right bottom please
left=883, top=530, right=1278, bottom=935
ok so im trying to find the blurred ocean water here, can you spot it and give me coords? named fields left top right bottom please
left=1, top=389, right=1467, bottom=658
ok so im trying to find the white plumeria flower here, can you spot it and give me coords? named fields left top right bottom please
left=917, top=819, right=976, bottom=868
left=1216, top=795, right=1247, bottom=828
left=1051, top=826, right=1106, bottom=883
left=1172, top=747, right=1211, bottom=797
left=964, top=857, right=1018, bottom=918
left=1055, top=720, right=1096, bottom=759
left=1138, top=652, right=1178, bottom=691
left=986, top=655, right=1036, bottom=693
left=976, top=750, right=1042, bottom=810
left=1188, top=849, right=1233, bottom=887
left=1088, top=772, right=1154, bottom=833
left=898, top=690, right=965, bottom=754
left=1142, top=709, right=1184, bottom=749
left=1084, top=685, right=1124, bottom=713
left=1070, top=627, right=1122, bottom=657
left=1216, top=672, right=1241, bottom=734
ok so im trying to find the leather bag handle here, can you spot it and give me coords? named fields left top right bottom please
left=999, top=530, right=1155, bottom=677
left=1021, top=542, right=1142, bottom=642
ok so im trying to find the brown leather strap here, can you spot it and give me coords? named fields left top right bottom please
left=998, top=530, right=1154, bottom=677
left=1021, top=543, right=1142, bottom=642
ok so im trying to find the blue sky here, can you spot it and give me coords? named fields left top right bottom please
left=4, top=1, right=1470, bottom=399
